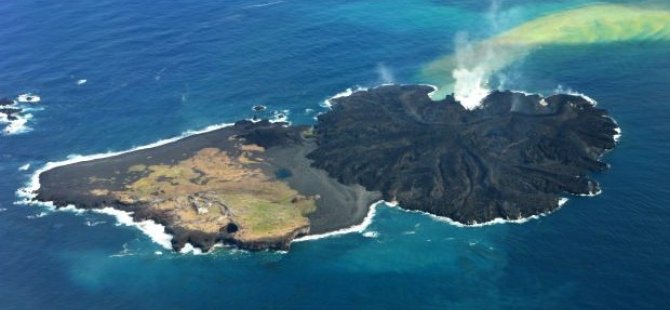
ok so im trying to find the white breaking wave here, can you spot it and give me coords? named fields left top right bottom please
left=322, top=84, right=440, bottom=109
left=293, top=200, right=383, bottom=242
left=550, top=88, right=622, bottom=144
left=18, top=163, right=31, bottom=171
left=1, top=93, right=42, bottom=135
left=179, top=243, right=204, bottom=255
left=420, top=84, right=440, bottom=98
left=16, top=93, right=40, bottom=103
left=272, top=109, right=290, bottom=123
left=554, top=85, right=598, bottom=106
left=2, top=113, right=32, bottom=135
left=27, top=211, right=50, bottom=219
left=362, top=231, right=379, bottom=238
left=307, top=197, right=570, bottom=238
left=95, top=207, right=173, bottom=250
left=110, top=242, right=136, bottom=258
left=59, top=204, right=86, bottom=214
left=397, top=197, right=569, bottom=227
left=578, top=189, right=603, bottom=197
left=155, top=67, right=167, bottom=81
left=321, top=86, right=368, bottom=108
left=77, top=79, right=88, bottom=85
left=84, top=219, right=106, bottom=227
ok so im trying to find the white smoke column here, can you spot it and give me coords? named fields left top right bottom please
left=452, top=67, right=491, bottom=110
left=486, top=0, right=502, bottom=31
left=451, top=32, right=495, bottom=110
left=376, top=63, right=395, bottom=84
left=451, top=0, right=503, bottom=110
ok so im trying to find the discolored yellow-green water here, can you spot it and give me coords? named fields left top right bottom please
left=422, top=4, right=670, bottom=100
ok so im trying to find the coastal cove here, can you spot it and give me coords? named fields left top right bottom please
left=21, top=85, right=618, bottom=252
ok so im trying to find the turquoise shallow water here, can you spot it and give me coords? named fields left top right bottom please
left=1, top=0, right=669, bottom=308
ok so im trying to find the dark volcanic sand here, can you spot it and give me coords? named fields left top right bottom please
left=308, top=85, right=618, bottom=224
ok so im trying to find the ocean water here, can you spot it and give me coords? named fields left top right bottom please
left=1, top=0, right=670, bottom=308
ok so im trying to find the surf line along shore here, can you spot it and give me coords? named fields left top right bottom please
left=22, top=84, right=619, bottom=252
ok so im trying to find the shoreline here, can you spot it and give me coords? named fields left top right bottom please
left=15, top=118, right=558, bottom=253
left=15, top=84, right=621, bottom=253
left=16, top=121, right=239, bottom=253
left=17, top=119, right=379, bottom=253
left=16, top=121, right=237, bottom=203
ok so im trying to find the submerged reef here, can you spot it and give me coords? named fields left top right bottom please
left=33, top=84, right=618, bottom=251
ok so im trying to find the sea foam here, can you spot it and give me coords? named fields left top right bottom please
left=396, top=197, right=569, bottom=228
left=295, top=195, right=570, bottom=244
left=293, top=200, right=383, bottom=242
left=179, top=243, right=204, bottom=255
left=554, top=85, right=598, bottom=106
left=321, top=86, right=368, bottom=108
left=323, top=84, right=440, bottom=109
left=16, top=93, right=41, bottom=103
left=2, top=113, right=32, bottom=135
left=95, top=207, right=173, bottom=250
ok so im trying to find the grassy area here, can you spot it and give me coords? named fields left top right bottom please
left=99, top=147, right=316, bottom=241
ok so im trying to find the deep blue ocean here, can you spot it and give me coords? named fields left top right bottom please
left=1, top=0, right=669, bottom=308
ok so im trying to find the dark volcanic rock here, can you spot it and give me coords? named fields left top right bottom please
left=307, top=85, right=618, bottom=224
left=0, top=108, right=22, bottom=121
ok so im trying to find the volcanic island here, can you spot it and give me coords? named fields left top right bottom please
left=32, top=85, right=619, bottom=252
